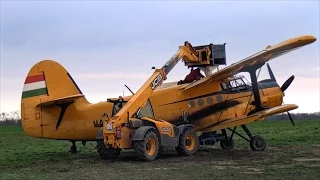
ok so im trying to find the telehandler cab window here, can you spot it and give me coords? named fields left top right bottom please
left=110, top=99, right=155, bottom=118
left=136, top=100, right=155, bottom=118
left=112, top=101, right=126, bottom=116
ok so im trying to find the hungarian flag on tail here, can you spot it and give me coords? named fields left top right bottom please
left=22, top=73, right=48, bottom=99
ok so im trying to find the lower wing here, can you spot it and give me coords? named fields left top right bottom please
left=202, top=104, right=298, bottom=132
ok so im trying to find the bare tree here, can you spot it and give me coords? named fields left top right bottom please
left=0, top=112, right=9, bottom=121
left=11, top=110, right=21, bottom=120
left=0, top=110, right=21, bottom=125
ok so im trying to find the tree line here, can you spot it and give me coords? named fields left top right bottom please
left=0, top=111, right=21, bottom=125
left=265, top=112, right=320, bottom=120
left=0, top=110, right=319, bottom=126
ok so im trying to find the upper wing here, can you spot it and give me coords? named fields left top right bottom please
left=180, top=35, right=316, bottom=91
left=202, top=104, right=298, bottom=132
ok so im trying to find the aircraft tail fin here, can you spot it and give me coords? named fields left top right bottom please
left=21, top=60, right=88, bottom=138
left=21, top=60, right=86, bottom=105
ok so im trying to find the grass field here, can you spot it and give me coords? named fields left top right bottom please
left=1, top=120, right=320, bottom=180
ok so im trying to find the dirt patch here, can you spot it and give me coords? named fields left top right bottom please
left=137, top=167, right=180, bottom=171
left=241, top=171, right=264, bottom=174
left=211, top=165, right=226, bottom=170
left=292, top=158, right=320, bottom=162
left=247, top=167, right=263, bottom=171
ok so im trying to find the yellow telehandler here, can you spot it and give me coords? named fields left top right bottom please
left=96, top=41, right=222, bottom=161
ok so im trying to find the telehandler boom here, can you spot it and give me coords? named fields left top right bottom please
left=99, top=41, right=222, bottom=161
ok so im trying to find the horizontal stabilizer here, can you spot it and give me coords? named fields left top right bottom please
left=36, top=94, right=84, bottom=107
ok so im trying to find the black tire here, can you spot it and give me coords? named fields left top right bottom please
left=250, top=135, right=266, bottom=151
left=96, top=139, right=121, bottom=159
left=158, top=146, right=164, bottom=157
left=70, top=145, right=77, bottom=154
left=220, top=137, right=235, bottom=150
left=133, top=130, right=159, bottom=161
left=176, top=127, right=199, bottom=156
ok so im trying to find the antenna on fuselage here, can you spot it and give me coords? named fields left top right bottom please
left=125, top=85, right=135, bottom=95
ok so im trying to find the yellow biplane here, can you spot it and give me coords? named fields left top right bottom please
left=20, top=35, right=316, bottom=160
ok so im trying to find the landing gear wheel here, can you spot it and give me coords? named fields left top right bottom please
left=220, top=137, right=234, bottom=150
left=176, top=127, right=199, bottom=156
left=96, top=139, right=121, bottom=159
left=69, top=141, right=77, bottom=153
left=70, top=145, right=77, bottom=154
left=250, top=135, right=266, bottom=151
left=133, top=130, right=159, bottom=161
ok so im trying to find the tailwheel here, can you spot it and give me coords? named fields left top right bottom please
left=176, top=127, right=199, bottom=156
left=133, top=130, right=159, bottom=161
left=220, top=137, right=235, bottom=150
left=69, top=140, right=77, bottom=154
left=96, top=139, right=121, bottom=159
left=70, top=145, right=77, bottom=154
left=250, top=135, right=266, bottom=151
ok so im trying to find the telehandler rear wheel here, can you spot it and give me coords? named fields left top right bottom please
left=133, top=130, right=159, bottom=161
left=176, top=127, right=199, bottom=156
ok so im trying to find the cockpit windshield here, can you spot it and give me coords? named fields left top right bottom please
left=221, top=75, right=251, bottom=91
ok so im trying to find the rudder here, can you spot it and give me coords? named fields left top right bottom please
left=21, top=60, right=86, bottom=138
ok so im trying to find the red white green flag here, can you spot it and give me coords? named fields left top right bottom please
left=22, top=74, right=48, bottom=99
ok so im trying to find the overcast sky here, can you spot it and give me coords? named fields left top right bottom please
left=1, top=0, right=319, bottom=113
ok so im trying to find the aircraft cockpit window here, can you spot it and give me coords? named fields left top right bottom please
left=221, top=76, right=250, bottom=91
left=230, top=79, right=245, bottom=87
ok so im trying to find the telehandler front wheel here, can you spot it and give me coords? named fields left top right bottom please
left=176, top=127, right=199, bottom=156
left=96, top=139, right=121, bottom=159
left=133, top=130, right=159, bottom=161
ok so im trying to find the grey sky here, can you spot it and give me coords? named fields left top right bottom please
left=1, top=0, right=319, bottom=113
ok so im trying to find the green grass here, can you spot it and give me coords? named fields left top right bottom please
left=233, top=120, right=320, bottom=147
left=0, top=120, right=319, bottom=180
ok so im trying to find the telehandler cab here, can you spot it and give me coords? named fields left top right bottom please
left=97, top=41, right=226, bottom=161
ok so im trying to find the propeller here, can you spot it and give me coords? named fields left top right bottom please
left=266, top=63, right=295, bottom=126
left=267, top=63, right=276, bottom=82
left=280, top=75, right=295, bottom=92
left=266, top=63, right=295, bottom=93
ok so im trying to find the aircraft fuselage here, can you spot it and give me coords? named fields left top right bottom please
left=21, top=75, right=283, bottom=141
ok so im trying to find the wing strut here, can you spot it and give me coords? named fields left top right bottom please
left=242, top=62, right=267, bottom=115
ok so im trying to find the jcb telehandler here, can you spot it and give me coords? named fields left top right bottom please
left=96, top=41, right=225, bottom=161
